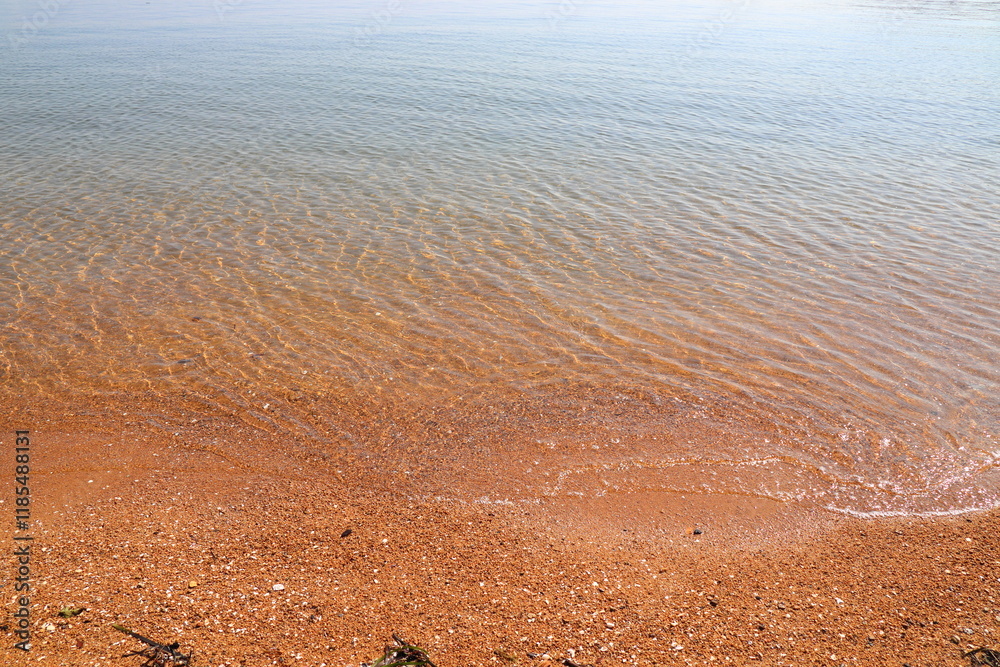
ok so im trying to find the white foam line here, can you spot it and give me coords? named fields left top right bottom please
left=823, top=501, right=1000, bottom=519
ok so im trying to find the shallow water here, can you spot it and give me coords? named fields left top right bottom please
left=1, top=0, right=998, bottom=516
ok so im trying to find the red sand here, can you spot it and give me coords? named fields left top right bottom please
left=3, top=413, right=999, bottom=667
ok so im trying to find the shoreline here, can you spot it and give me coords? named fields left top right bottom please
left=4, top=422, right=999, bottom=666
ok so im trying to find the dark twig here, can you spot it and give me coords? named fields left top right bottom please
left=112, top=624, right=192, bottom=667
left=364, top=634, right=437, bottom=667
left=966, top=647, right=1000, bottom=667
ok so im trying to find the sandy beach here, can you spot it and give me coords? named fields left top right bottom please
left=3, top=1, right=998, bottom=665
left=6, top=410, right=998, bottom=667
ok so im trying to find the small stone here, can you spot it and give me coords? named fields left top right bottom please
left=42, top=623, right=56, bottom=632
left=962, top=627, right=975, bottom=635
left=341, top=528, right=353, bottom=538
left=188, top=580, right=198, bottom=588
left=272, top=584, right=285, bottom=591
left=693, top=528, right=703, bottom=535
left=950, top=635, right=961, bottom=644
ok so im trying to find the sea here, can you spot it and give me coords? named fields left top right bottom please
left=1, top=0, right=998, bottom=517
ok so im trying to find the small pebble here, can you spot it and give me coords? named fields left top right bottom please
left=341, top=528, right=353, bottom=538
left=273, top=584, right=285, bottom=591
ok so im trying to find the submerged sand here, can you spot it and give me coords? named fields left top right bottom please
left=4, top=416, right=999, bottom=667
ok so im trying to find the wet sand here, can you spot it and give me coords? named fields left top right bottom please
left=5, top=409, right=999, bottom=667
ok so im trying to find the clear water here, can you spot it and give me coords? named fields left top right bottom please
left=2, top=0, right=998, bottom=516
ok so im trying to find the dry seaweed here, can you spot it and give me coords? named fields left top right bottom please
left=966, top=647, right=1000, bottom=667
left=560, top=659, right=597, bottom=667
left=112, top=623, right=192, bottom=667
left=362, top=634, right=437, bottom=667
